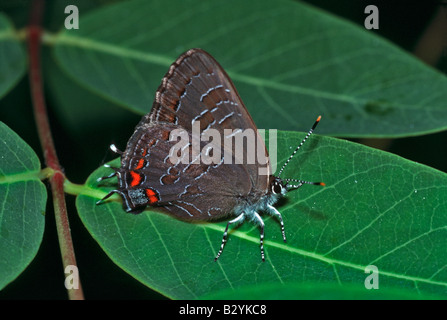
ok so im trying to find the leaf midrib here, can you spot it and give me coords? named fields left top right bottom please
left=0, top=170, right=41, bottom=184
left=52, top=32, right=446, bottom=114
left=52, top=33, right=362, bottom=105
left=203, top=223, right=447, bottom=289
left=0, top=29, right=14, bottom=41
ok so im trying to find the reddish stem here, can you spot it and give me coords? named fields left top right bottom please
left=28, top=0, right=84, bottom=300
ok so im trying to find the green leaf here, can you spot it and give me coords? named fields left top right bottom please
left=0, top=13, right=26, bottom=99
left=52, top=0, right=447, bottom=137
left=0, top=122, right=47, bottom=290
left=76, top=131, right=447, bottom=299
left=45, top=50, right=135, bottom=138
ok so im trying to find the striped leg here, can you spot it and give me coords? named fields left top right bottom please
left=96, top=144, right=123, bottom=182
left=96, top=170, right=117, bottom=182
left=96, top=164, right=119, bottom=182
left=267, top=205, right=286, bottom=243
left=214, top=214, right=245, bottom=261
left=253, top=212, right=265, bottom=262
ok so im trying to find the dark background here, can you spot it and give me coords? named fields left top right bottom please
left=0, top=0, right=445, bottom=299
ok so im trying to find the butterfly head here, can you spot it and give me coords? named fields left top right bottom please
left=269, top=176, right=288, bottom=196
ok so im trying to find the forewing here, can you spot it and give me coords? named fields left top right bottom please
left=141, top=49, right=271, bottom=190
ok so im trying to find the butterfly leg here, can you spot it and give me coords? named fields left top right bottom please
left=96, top=189, right=121, bottom=205
left=214, top=214, right=245, bottom=262
left=96, top=171, right=117, bottom=182
left=96, top=144, right=123, bottom=182
left=267, top=205, right=286, bottom=243
left=252, top=212, right=265, bottom=262
left=97, top=164, right=120, bottom=182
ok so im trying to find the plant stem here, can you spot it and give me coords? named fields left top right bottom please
left=28, top=0, right=84, bottom=300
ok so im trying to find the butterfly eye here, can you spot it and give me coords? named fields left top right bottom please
left=272, top=182, right=282, bottom=194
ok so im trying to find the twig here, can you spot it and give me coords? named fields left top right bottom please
left=28, top=0, right=84, bottom=300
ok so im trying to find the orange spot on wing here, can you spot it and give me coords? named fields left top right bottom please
left=145, top=188, right=159, bottom=204
left=130, top=171, right=142, bottom=187
left=135, top=158, right=145, bottom=170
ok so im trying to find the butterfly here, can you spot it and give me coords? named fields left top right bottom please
left=96, top=48, right=324, bottom=261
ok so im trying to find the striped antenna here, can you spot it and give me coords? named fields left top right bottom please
left=285, top=178, right=325, bottom=189
left=277, top=115, right=321, bottom=177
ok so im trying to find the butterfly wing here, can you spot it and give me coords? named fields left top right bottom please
left=145, top=49, right=271, bottom=187
left=114, top=49, right=271, bottom=219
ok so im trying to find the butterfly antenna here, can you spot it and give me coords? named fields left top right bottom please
left=277, top=115, right=321, bottom=177
left=110, top=144, right=123, bottom=155
left=284, top=179, right=325, bottom=189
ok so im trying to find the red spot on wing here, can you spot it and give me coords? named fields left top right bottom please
left=145, top=188, right=159, bottom=204
left=130, top=171, right=142, bottom=187
left=135, top=158, right=145, bottom=170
